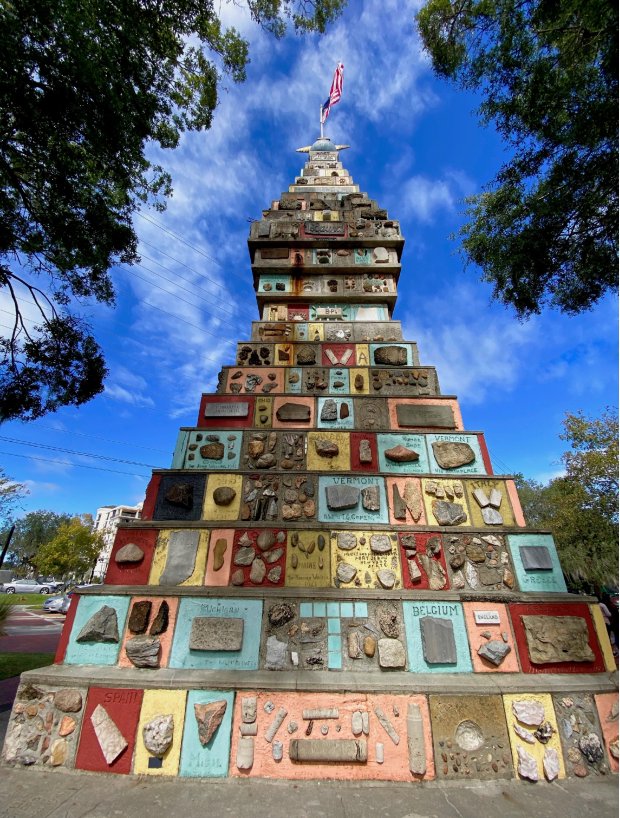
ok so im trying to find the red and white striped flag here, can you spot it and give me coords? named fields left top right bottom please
left=320, top=63, right=344, bottom=124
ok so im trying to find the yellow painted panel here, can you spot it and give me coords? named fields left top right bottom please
left=133, top=689, right=187, bottom=776
left=503, top=693, right=565, bottom=781
left=148, top=529, right=208, bottom=587
left=331, top=530, right=402, bottom=590
left=285, top=530, right=331, bottom=588
left=307, top=431, right=350, bottom=472
left=308, top=323, right=324, bottom=341
left=466, top=479, right=515, bottom=527
left=202, top=473, right=243, bottom=521
left=590, top=603, right=617, bottom=671
left=254, top=396, right=273, bottom=429
left=274, top=344, right=294, bottom=365
left=349, top=368, right=369, bottom=395
left=355, top=345, right=370, bottom=366
left=422, top=479, right=469, bottom=527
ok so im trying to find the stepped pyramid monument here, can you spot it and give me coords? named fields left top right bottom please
left=3, top=136, right=617, bottom=783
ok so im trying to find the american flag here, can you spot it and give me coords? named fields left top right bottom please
left=320, top=63, right=344, bottom=124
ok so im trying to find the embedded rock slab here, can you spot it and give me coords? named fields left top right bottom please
left=160, top=530, right=200, bottom=585
left=361, top=485, right=381, bottom=511
left=522, top=615, right=595, bottom=664
left=396, top=404, right=455, bottom=429
left=128, top=601, right=151, bottom=634
left=320, top=399, right=338, bottom=421
left=115, top=542, right=144, bottom=564
left=477, top=640, right=512, bottom=667
left=336, top=562, right=357, bottom=583
left=325, top=484, right=359, bottom=510
left=431, top=441, right=475, bottom=469
left=516, top=746, right=538, bottom=781
left=276, top=403, right=311, bottom=422
left=91, top=704, right=128, bottom=765
left=76, top=606, right=119, bottom=644
left=143, top=714, right=174, bottom=756
left=370, top=534, right=391, bottom=553
left=189, top=617, right=244, bottom=651
left=125, top=636, right=160, bottom=668
left=420, top=617, right=457, bottom=664
left=407, top=703, right=427, bottom=775
left=512, top=699, right=545, bottom=726
left=519, top=545, right=553, bottom=570
left=377, top=638, right=405, bottom=668
left=289, top=739, right=368, bottom=763
left=432, top=500, right=467, bottom=526
left=54, top=689, right=83, bottom=712
left=384, top=445, right=419, bottom=463
left=373, top=346, right=407, bottom=366
left=194, top=700, right=227, bottom=746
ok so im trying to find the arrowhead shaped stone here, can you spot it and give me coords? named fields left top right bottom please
left=194, top=700, right=227, bottom=746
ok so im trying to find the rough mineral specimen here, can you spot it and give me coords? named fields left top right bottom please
left=125, top=636, right=161, bottom=668
left=143, top=714, right=174, bottom=756
left=431, top=441, right=475, bottom=469
left=194, top=700, right=227, bottom=746
left=213, top=486, right=236, bottom=506
left=522, top=615, right=595, bottom=664
left=114, top=542, right=144, bottom=564
left=384, top=445, right=419, bottom=463
left=76, top=606, right=119, bottom=644
left=90, top=704, right=128, bottom=765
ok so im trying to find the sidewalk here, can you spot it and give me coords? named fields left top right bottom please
left=0, top=764, right=616, bottom=818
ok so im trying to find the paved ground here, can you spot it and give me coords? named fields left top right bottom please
left=0, top=765, right=616, bottom=818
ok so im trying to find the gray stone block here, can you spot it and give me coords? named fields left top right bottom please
left=519, top=545, right=553, bottom=571
left=420, top=616, right=457, bottom=664
left=325, top=484, right=359, bottom=510
left=396, top=404, right=455, bottom=429
left=189, top=617, right=244, bottom=651
left=289, top=739, right=368, bottom=763
left=160, top=530, right=200, bottom=585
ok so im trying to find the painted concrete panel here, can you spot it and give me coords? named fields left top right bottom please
left=133, top=689, right=187, bottom=776
left=181, top=430, right=242, bottom=470
left=388, top=398, right=463, bottom=431
left=318, top=475, right=389, bottom=525
left=355, top=344, right=370, bottom=366
left=179, top=690, right=235, bottom=778
left=203, top=474, right=243, bottom=521
left=118, top=596, right=179, bottom=669
left=594, top=693, right=619, bottom=771
left=503, top=693, right=566, bottom=781
left=330, top=530, right=402, bottom=590
left=204, top=529, right=235, bottom=587
left=349, top=367, right=369, bottom=394
left=463, top=602, right=520, bottom=673
left=169, top=598, right=262, bottom=670
left=422, top=479, right=469, bottom=527
left=307, top=431, right=351, bottom=471
left=328, top=368, right=350, bottom=394
left=148, top=530, right=208, bottom=587
left=229, top=529, right=286, bottom=588
left=285, top=530, right=331, bottom=587
left=427, top=433, right=486, bottom=475
left=65, top=595, right=131, bottom=666
left=105, top=529, right=158, bottom=586
left=75, top=687, right=143, bottom=774
left=316, top=399, right=354, bottom=431
left=272, top=396, right=315, bottom=430
left=466, top=479, right=515, bottom=528
left=403, top=601, right=473, bottom=674
left=507, top=533, right=567, bottom=593
left=198, top=396, right=255, bottom=429
left=285, top=367, right=303, bottom=393
left=350, top=432, right=379, bottom=473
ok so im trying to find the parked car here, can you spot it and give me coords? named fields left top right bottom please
left=43, top=595, right=69, bottom=613
left=2, top=577, right=55, bottom=594
left=37, top=576, right=65, bottom=593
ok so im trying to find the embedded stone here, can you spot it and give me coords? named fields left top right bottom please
left=363, top=636, right=376, bottom=657
left=115, top=542, right=144, bottom=564
left=465, top=542, right=486, bottom=563
left=160, top=530, right=200, bottom=585
left=403, top=481, right=423, bottom=521
left=489, top=488, right=502, bottom=508
left=189, top=617, right=244, bottom=651
left=336, top=562, right=357, bottom=583
left=370, top=534, right=391, bottom=553
left=125, top=636, right=161, bottom=668
left=354, top=374, right=365, bottom=390
left=352, top=711, right=364, bottom=736
left=431, top=441, right=475, bottom=470
left=314, top=438, right=339, bottom=457
left=374, top=707, right=400, bottom=745
left=320, top=399, right=338, bottom=421
left=579, top=732, right=604, bottom=764
left=200, top=442, right=224, bottom=460
left=359, top=439, right=373, bottom=463
left=143, top=714, right=174, bottom=756
left=482, top=507, right=503, bottom=525
left=289, top=739, right=367, bottom=763
left=267, top=566, right=282, bottom=583
left=534, top=721, right=555, bottom=743
left=512, top=699, right=545, bottom=726
left=325, top=484, right=359, bottom=510
left=407, top=559, right=422, bottom=583
left=384, top=445, right=419, bottom=463
left=53, top=689, right=83, bottom=713
left=242, top=696, right=257, bottom=723
left=128, top=601, right=151, bottom=634
left=256, top=530, right=276, bottom=551
left=516, top=746, right=538, bottom=781
left=234, top=546, right=255, bottom=566
left=392, top=483, right=407, bottom=519
left=230, top=569, right=244, bottom=585
left=248, top=440, right=265, bottom=459
left=477, top=640, right=512, bottom=666
left=194, top=700, right=227, bottom=746
left=149, top=602, right=169, bottom=636
left=49, top=738, right=68, bottom=767
left=407, top=703, right=427, bottom=775
left=420, top=617, right=457, bottom=664
left=361, top=485, right=381, bottom=511
left=164, top=482, right=194, bottom=509
left=519, top=545, right=553, bottom=571
left=76, top=606, right=119, bottom=644
left=213, top=538, right=228, bottom=571
left=213, top=486, right=236, bottom=506
left=472, top=488, right=490, bottom=507
left=255, top=453, right=277, bottom=469
left=432, top=500, right=467, bottom=526
left=266, top=635, right=288, bottom=669
left=337, top=532, right=358, bottom=551
left=250, top=558, right=266, bottom=584
left=396, top=404, right=455, bottom=429
left=269, top=603, right=295, bottom=628
left=58, top=716, right=76, bottom=737
left=522, top=615, right=595, bottom=664
left=282, top=503, right=303, bottom=519
left=236, top=737, right=255, bottom=770
left=296, top=346, right=316, bottom=365
left=543, top=747, right=560, bottom=781
left=265, top=548, right=283, bottom=564
left=377, top=638, right=405, bottom=668
left=373, top=346, right=407, bottom=366
left=513, top=723, right=536, bottom=744
left=377, top=569, right=396, bottom=589
left=276, top=403, right=311, bottom=422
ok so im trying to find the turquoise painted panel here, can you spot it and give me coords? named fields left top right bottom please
left=285, top=367, right=303, bottom=393
left=64, top=595, right=130, bottom=666
left=507, top=533, right=567, bottom=592
left=354, top=249, right=371, bottom=265
left=299, top=602, right=313, bottom=618
left=370, top=344, right=413, bottom=367
left=172, top=430, right=189, bottom=469
left=179, top=690, right=234, bottom=778
left=318, top=475, right=389, bottom=524
left=329, top=369, right=350, bottom=394
left=427, top=433, right=486, bottom=475
left=403, top=601, right=473, bottom=674
left=349, top=305, right=388, bottom=321
left=317, top=397, right=354, bottom=430
left=354, top=602, right=368, bottom=618
left=377, top=433, right=429, bottom=474
left=169, top=598, right=262, bottom=670
left=182, top=430, right=242, bottom=470
left=258, top=274, right=291, bottom=293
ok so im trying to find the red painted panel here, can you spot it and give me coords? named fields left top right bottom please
left=287, top=304, right=309, bottom=321
left=399, top=532, right=449, bottom=591
left=321, top=343, right=356, bottom=367
left=75, top=687, right=143, bottom=774
left=350, top=432, right=378, bottom=472
left=104, top=528, right=158, bottom=586
left=229, top=529, right=286, bottom=587
left=477, top=433, right=494, bottom=475
left=198, top=395, right=256, bottom=428
left=54, top=594, right=79, bottom=664
left=509, top=602, right=605, bottom=674
left=141, top=474, right=160, bottom=520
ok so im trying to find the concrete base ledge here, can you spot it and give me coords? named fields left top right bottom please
left=19, top=664, right=618, bottom=696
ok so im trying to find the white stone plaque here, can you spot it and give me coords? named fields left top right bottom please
left=315, top=307, right=343, bottom=318
left=474, top=610, right=501, bottom=625
left=204, top=402, right=249, bottom=418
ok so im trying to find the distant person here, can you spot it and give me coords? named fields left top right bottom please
left=599, top=599, right=617, bottom=655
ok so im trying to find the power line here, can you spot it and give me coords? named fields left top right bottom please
left=137, top=212, right=222, bottom=268
left=0, top=450, right=150, bottom=477
left=0, top=435, right=163, bottom=468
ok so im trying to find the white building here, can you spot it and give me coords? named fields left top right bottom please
left=93, top=503, right=142, bottom=579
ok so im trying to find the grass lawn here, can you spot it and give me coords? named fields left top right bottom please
left=0, top=652, right=55, bottom=680
left=1, top=593, right=57, bottom=605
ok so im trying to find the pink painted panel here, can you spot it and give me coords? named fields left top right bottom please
left=271, top=396, right=315, bottom=430
left=594, top=692, right=619, bottom=771
left=118, top=596, right=178, bottom=669
left=387, top=398, right=463, bottom=431
left=463, top=602, right=520, bottom=673
left=204, top=529, right=234, bottom=586
left=225, top=368, right=284, bottom=394
left=506, top=480, right=526, bottom=527
left=386, top=477, right=427, bottom=526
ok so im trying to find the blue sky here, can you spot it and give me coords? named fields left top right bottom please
left=2, top=0, right=617, bottom=519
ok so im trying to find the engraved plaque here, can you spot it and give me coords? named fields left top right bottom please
left=204, top=402, right=250, bottom=418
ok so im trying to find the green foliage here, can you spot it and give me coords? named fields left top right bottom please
left=0, top=597, right=14, bottom=637
left=515, top=408, right=618, bottom=588
left=0, top=652, right=55, bottom=681
left=6, top=509, right=73, bottom=568
left=416, top=0, right=618, bottom=317
left=32, top=517, right=105, bottom=578
left=0, top=469, right=28, bottom=528
left=0, top=0, right=347, bottom=421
